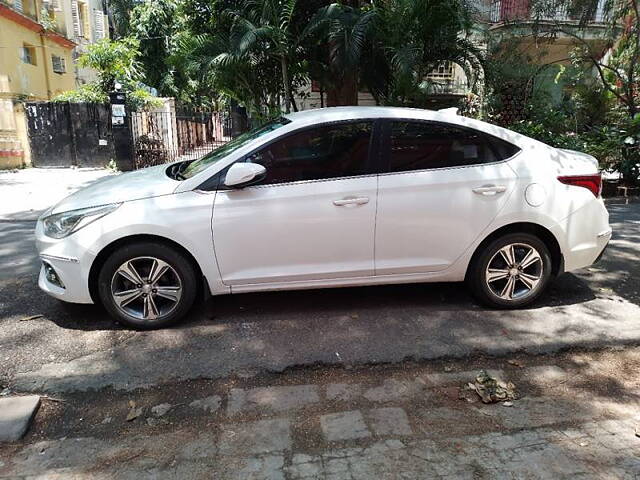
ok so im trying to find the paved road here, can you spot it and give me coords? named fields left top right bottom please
left=1, top=199, right=639, bottom=393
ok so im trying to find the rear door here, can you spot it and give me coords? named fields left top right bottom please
left=375, top=120, right=520, bottom=275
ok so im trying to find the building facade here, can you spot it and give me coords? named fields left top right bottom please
left=0, top=0, right=108, bottom=168
left=57, top=0, right=109, bottom=85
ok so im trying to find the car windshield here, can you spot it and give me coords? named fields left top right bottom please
left=180, top=117, right=291, bottom=179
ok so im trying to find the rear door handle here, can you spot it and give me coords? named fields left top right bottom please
left=333, top=196, right=369, bottom=207
left=472, top=185, right=507, bottom=196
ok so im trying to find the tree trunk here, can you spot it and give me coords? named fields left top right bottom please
left=326, top=73, right=358, bottom=106
left=281, top=56, right=291, bottom=114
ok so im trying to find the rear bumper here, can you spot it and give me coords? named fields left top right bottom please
left=559, top=198, right=612, bottom=272
left=593, top=231, right=611, bottom=264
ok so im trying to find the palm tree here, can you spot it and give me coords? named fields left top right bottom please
left=367, top=0, right=484, bottom=106
left=227, top=0, right=303, bottom=113
left=306, top=0, right=483, bottom=107
left=305, top=2, right=377, bottom=106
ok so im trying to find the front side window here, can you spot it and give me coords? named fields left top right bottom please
left=388, top=121, right=520, bottom=173
left=181, top=118, right=290, bottom=179
left=246, top=122, right=373, bottom=185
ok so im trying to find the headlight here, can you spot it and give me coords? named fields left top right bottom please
left=43, top=203, right=121, bottom=239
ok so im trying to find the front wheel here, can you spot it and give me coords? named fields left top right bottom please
left=467, top=233, right=552, bottom=309
left=97, top=242, right=198, bottom=329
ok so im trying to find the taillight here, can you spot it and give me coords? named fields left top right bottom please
left=557, top=173, right=602, bottom=197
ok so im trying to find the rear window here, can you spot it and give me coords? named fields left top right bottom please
left=489, top=136, right=521, bottom=161
left=387, top=121, right=521, bottom=173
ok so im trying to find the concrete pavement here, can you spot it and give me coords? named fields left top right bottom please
left=1, top=349, right=639, bottom=478
left=0, top=167, right=114, bottom=221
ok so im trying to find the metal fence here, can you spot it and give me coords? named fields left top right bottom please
left=490, top=0, right=606, bottom=23
left=130, top=107, right=235, bottom=169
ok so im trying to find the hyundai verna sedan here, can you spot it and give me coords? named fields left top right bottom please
left=36, top=107, right=611, bottom=329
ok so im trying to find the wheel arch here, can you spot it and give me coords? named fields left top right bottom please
left=465, top=222, right=564, bottom=280
left=88, top=234, right=206, bottom=304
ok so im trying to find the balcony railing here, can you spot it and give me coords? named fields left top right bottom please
left=424, top=79, right=470, bottom=96
left=490, top=0, right=606, bottom=24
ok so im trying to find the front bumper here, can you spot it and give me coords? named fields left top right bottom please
left=35, top=221, right=95, bottom=304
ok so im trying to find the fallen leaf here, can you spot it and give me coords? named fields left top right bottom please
left=467, top=370, right=518, bottom=404
left=507, top=359, right=523, bottom=368
left=350, top=314, right=359, bottom=319
left=126, top=406, right=143, bottom=422
left=503, top=401, right=513, bottom=407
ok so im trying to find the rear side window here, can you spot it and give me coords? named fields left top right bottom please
left=387, top=121, right=520, bottom=173
left=246, top=122, right=373, bottom=185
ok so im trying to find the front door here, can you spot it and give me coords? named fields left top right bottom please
left=212, top=121, right=378, bottom=286
left=375, top=120, right=520, bottom=275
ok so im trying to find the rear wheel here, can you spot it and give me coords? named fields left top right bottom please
left=467, top=233, right=552, bottom=308
left=98, top=242, right=198, bottom=329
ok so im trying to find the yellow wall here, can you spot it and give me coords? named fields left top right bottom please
left=0, top=16, right=75, bottom=100
left=0, top=6, right=75, bottom=167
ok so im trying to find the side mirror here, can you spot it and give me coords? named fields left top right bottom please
left=224, top=162, right=266, bottom=188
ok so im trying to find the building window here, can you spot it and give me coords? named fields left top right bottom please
left=427, top=61, right=454, bottom=80
left=20, top=45, right=37, bottom=65
left=94, top=9, right=106, bottom=40
left=52, top=55, right=66, bottom=74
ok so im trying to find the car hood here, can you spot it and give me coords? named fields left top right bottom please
left=50, top=164, right=179, bottom=214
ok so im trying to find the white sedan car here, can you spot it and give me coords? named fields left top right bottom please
left=36, top=107, right=611, bottom=329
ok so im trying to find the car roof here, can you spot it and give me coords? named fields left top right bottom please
left=283, top=106, right=539, bottom=149
left=284, top=106, right=448, bottom=124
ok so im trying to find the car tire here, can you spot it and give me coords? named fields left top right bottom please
left=97, top=242, right=198, bottom=329
left=466, top=233, right=552, bottom=309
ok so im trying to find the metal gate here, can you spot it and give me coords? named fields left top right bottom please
left=130, top=107, right=235, bottom=169
left=25, top=102, right=115, bottom=167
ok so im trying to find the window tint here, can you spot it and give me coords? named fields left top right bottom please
left=388, top=121, right=520, bottom=172
left=489, top=136, right=521, bottom=160
left=245, top=122, right=373, bottom=185
left=182, top=118, right=290, bottom=179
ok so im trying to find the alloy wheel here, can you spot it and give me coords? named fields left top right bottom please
left=485, top=243, right=543, bottom=301
left=110, top=256, right=182, bottom=321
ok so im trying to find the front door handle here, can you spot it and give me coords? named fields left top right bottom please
left=473, top=185, right=507, bottom=196
left=333, top=196, right=370, bottom=207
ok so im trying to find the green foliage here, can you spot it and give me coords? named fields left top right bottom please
left=53, top=84, right=108, bottom=104
left=149, top=0, right=483, bottom=114
left=78, top=38, right=143, bottom=93
left=54, top=38, right=160, bottom=111
left=507, top=96, right=640, bottom=184
left=484, top=0, right=640, bottom=184
left=106, top=0, right=138, bottom=38
left=129, top=0, right=184, bottom=97
left=365, top=0, right=483, bottom=106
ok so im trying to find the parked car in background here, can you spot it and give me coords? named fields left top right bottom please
left=36, top=107, right=611, bottom=328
